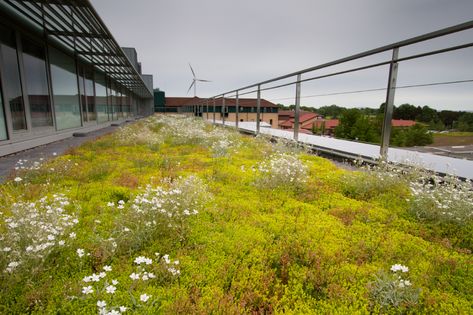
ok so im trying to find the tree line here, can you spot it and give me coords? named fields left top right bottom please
left=277, top=103, right=473, bottom=147
left=277, top=103, right=473, bottom=132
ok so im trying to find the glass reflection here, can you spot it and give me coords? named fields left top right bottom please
left=49, top=47, right=81, bottom=130
left=94, top=71, right=108, bottom=123
left=78, top=69, right=86, bottom=121
left=0, top=25, right=26, bottom=131
left=85, top=69, right=96, bottom=121
left=0, top=86, right=7, bottom=140
left=78, top=67, right=96, bottom=123
left=22, top=38, right=53, bottom=128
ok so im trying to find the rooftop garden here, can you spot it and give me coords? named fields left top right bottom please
left=1, top=115, right=472, bottom=314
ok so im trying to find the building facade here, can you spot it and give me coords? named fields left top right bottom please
left=160, top=96, right=279, bottom=128
left=0, top=1, right=154, bottom=157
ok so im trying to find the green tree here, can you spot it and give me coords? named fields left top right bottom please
left=351, top=115, right=379, bottom=142
left=416, top=105, right=439, bottom=123
left=316, top=104, right=345, bottom=118
left=391, top=124, right=433, bottom=147
left=393, top=103, right=421, bottom=120
left=311, top=122, right=319, bottom=135
left=457, top=112, right=473, bottom=131
left=320, top=120, right=326, bottom=135
left=439, top=110, right=463, bottom=129
left=335, top=109, right=379, bottom=142
left=335, top=108, right=361, bottom=139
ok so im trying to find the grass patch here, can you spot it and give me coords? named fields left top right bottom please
left=0, top=115, right=471, bottom=314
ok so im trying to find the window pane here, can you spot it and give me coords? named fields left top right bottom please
left=94, top=71, right=108, bottom=123
left=22, top=38, right=53, bottom=128
left=0, top=86, right=7, bottom=140
left=85, top=69, right=95, bottom=121
left=110, top=83, right=118, bottom=121
left=117, top=86, right=123, bottom=118
left=78, top=68, right=86, bottom=122
left=107, top=79, right=115, bottom=120
left=49, top=47, right=81, bottom=130
left=0, top=25, right=26, bottom=131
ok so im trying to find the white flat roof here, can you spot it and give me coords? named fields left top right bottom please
left=211, top=120, right=473, bottom=180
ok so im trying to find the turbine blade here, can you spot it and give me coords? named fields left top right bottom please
left=186, top=80, right=195, bottom=94
left=188, top=63, right=196, bottom=78
left=196, top=79, right=211, bottom=82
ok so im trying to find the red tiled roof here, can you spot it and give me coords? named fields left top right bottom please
left=278, top=113, right=323, bottom=128
left=165, top=97, right=278, bottom=108
left=165, top=97, right=200, bottom=107
left=279, top=120, right=294, bottom=127
left=299, top=113, right=319, bottom=123
left=278, top=110, right=321, bottom=119
left=301, top=119, right=339, bottom=130
left=278, top=110, right=295, bottom=117
left=392, top=119, right=416, bottom=127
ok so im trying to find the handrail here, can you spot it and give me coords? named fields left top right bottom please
left=188, top=20, right=473, bottom=158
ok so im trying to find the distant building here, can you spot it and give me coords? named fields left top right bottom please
left=278, top=111, right=323, bottom=130
left=278, top=110, right=418, bottom=136
left=308, top=119, right=340, bottom=136
left=160, top=97, right=279, bottom=128
left=0, top=2, right=154, bottom=156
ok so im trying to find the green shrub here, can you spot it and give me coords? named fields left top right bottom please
left=369, top=264, right=421, bottom=313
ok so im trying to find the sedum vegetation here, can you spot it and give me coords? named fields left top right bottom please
left=0, top=114, right=472, bottom=314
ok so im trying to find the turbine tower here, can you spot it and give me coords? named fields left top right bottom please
left=187, top=63, right=211, bottom=97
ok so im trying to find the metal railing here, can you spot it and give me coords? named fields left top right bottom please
left=185, top=20, right=473, bottom=158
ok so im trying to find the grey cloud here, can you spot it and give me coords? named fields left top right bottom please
left=90, top=0, right=473, bottom=110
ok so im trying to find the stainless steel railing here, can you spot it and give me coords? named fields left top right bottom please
left=186, top=20, right=473, bottom=158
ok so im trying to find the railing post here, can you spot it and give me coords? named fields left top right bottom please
left=294, top=73, right=301, bottom=141
left=206, top=99, right=209, bottom=120
left=256, top=84, right=261, bottom=134
left=222, top=94, right=226, bottom=125
left=213, top=98, right=216, bottom=124
left=236, top=90, right=239, bottom=129
left=380, top=47, right=399, bottom=158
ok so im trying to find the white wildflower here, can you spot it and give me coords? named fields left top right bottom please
left=82, top=286, right=93, bottom=294
left=130, top=273, right=140, bottom=280
left=105, top=285, right=116, bottom=294
left=140, top=294, right=150, bottom=302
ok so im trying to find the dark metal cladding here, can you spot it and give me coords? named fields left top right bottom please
left=0, top=0, right=152, bottom=98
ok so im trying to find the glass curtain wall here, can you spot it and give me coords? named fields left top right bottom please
left=107, top=79, right=115, bottom=121
left=117, top=87, right=123, bottom=119
left=78, top=67, right=86, bottom=122
left=78, top=66, right=96, bottom=123
left=112, top=83, right=119, bottom=120
left=22, top=38, right=53, bottom=128
left=0, top=86, right=7, bottom=140
left=0, top=25, right=26, bottom=131
left=94, top=71, right=108, bottom=123
left=49, top=47, right=81, bottom=130
left=84, top=69, right=95, bottom=121
left=123, top=92, right=130, bottom=117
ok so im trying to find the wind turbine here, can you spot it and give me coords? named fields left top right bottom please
left=187, top=63, right=211, bottom=97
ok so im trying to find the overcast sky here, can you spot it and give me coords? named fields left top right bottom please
left=90, top=0, right=473, bottom=111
